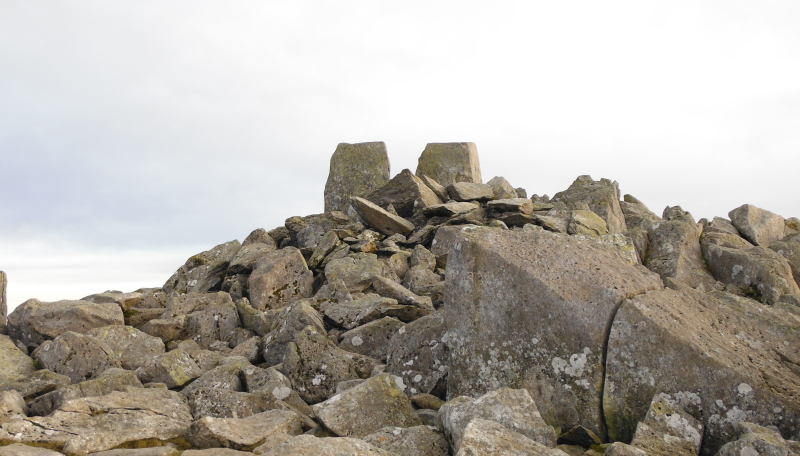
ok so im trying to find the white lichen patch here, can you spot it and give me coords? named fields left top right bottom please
left=311, top=374, right=326, bottom=386
left=272, top=386, right=291, bottom=400
left=350, top=335, right=364, bottom=347
left=737, top=383, right=753, bottom=396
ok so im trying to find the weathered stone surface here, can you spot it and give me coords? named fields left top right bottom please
left=87, top=446, right=180, bottom=456
left=0, top=335, right=35, bottom=386
left=534, top=215, right=569, bottom=233
left=646, top=206, right=716, bottom=290
left=162, top=240, right=241, bottom=295
left=85, top=325, right=165, bottom=371
left=419, top=175, right=449, bottom=202
left=0, top=444, right=64, bottom=456
left=261, top=300, right=325, bottom=366
left=179, top=357, right=249, bottom=398
left=386, top=312, right=448, bottom=397
left=157, top=292, right=240, bottom=349
left=0, top=271, right=6, bottom=334
left=366, top=169, right=442, bottom=217
left=557, top=425, right=601, bottom=447
left=487, top=198, right=533, bottom=214
left=248, top=248, right=314, bottom=311
left=242, top=228, right=277, bottom=248
left=363, top=425, right=449, bottom=456
left=416, top=142, right=482, bottom=187
left=703, top=243, right=799, bottom=304
left=322, top=295, right=428, bottom=330
left=604, top=287, right=800, bottom=455
left=258, top=434, right=399, bottom=456
left=429, top=225, right=479, bottom=268
left=486, top=176, right=518, bottom=200
left=7, top=300, right=123, bottom=349
left=0, top=389, right=192, bottom=456
left=281, top=326, right=360, bottom=404
left=620, top=197, right=661, bottom=262
left=80, top=291, right=142, bottom=312
left=29, top=368, right=142, bottom=417
left=188, top=410, right=303, bottom=450
left=312, top=374, right=422, bottom=437
left=186, top=388, right=271, bottom=420
left=339, top=317, right=404, bottom=362
left=567, top=210, right=609, bottom=237
left=240, top=365, right=310, bottom=415
left=181, top=449, right=251, bottom=456
left=306, top=231, right=339, bottom=269
left=769, top=233, right=800, bottom=286
left=552, top=175, right=627, bottom=234
left=402, top=266, right=443, bottom=298
left=135, top=346, right=220, bottom=388
left=454, top=419, right=566, bottom=456
left=439, top=388, right=557, bottom=450
left=729, top=204, right=786, bottom=247
left=422, top=202, right=480, bottom=217
left=0, top=390, right=27, bottom=424
left=629, top=393, right=703, bottom=456
left=447, top=182, right=494, bottom=202
left=324, top=142, right=391, bottom=213
left=325, top=253, right=398, bottom=293
left=715, top=422, right=800, bottom=456
left=371, top=276, right=433, bottom=310
left=351, top=197, right=415, bottom=236
left=0, top=370, right=70, bottom=402
left=32, top=332, right=120, bottom=384
left=605, top=442, right=647, bottom=456
left=285, top=211, right=356, bottom=250
left=227, top=243, right=277, bottom=275
left=445, top=228, right=663, bottom=438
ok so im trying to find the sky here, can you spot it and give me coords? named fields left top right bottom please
left=1, top=1, right=799, bottom=312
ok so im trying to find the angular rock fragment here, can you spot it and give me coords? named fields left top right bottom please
left=366, top=169, right=442, bottom=217
left=729, top=204, right=786, bottom=246
left=486, top=176, right=518, bottom=200
left=0, top=335, right=36, bottom=386
left=419, top=175, right=449, bottom=202
left=454, top=419, right=565, bottom=456
left=386, top=312, right=448, bottom=397
left=645, top=206, right=716, bottom=289
left=312, top=373, right=421, bottom=437
left=324, top=141, right=391, bottom=213
left=371, top=276, right=433, bottom=309
left=186, top=387, right=271, bottom=420
left=770, top=233, right=800, bottom=285
left=188, top=410, right=303, bottom=450
left=487, top=198, right=533, bottom=214
left=363, top=425, right=449, bottom=456
left=416, top=142, right=482, bottom=187
left=351, top=197, right=415, bottom=236
left=85, top=325, right=165, bottom=371
left=0, top=370, right=70, bottom=403
left=325, top=253, right=398, bottom=293
left=703, top=243, right=799, bottom=304
left=629, top=393, right=703, bottom=456
left=248, top=248, right=314, bottom=310
left=0, top=390, right=27, bottom=424
left=7, top=299, right=123, bottom=349
left=322, top=295, right=428, bottom=330
left=715, top=422, right=800, bottom=456
left=32, top=331, right=120, bottom=384
left=261, top=300, right=325, bottom=366
left=227, top=242, right=277, bottom=274
left=447, top=182, right=494, bottom=202
left=422, top=202, right=480, bottom=217
left=306, top=230, right=339, bottom=269
left=339, top=317, right=404, bottom=362
left=81, top=290, right=142, bottom=312
left=552, top=175, right=627, bottom=234
left=135, top=346, right=221, bottom=388
left=162, top=240, right=241, bottom=295
left=29, top=368, right=142, bottom=417
left=257, top=434, right=399, bottom=456
left=0, top=444, right=64, bottom=456
left=604, top=442, right=647, bottom=456
left=285, top=211, right=356, bottom=249
left=567, top=210, right=609, bottom=237
left=557, top=425, right=602, bottom=447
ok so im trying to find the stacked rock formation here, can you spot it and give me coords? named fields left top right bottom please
left=1, top=141, right=800, bottom=456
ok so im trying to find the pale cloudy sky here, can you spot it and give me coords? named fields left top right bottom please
left=2, top=1, right=799, bottom=311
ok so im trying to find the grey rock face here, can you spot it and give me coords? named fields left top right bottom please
left=487, top=198, right=533, bottom=214
left=0, top=335, right=36, bottom=386
left=188, top=410, right=304, bottom=450
left=325, top=253, right=398, bottom=293
left=371, top=276, right=433, bottom=310
left=0, top=369, right=70, bottom=403
left=162, top=240, right=241, bottom=295
left=439, top=388, right=557, bottom=451
left=324, top=142, right=391, bottom=213
left=703, top=243, right=799, bottom=304
left=85, top=325, right=165, bottom=371
left=364, top=425, right=449, bottom=456
left=351, top=197, right=415, bottom=236
left=366, top=169, right=442, bottom=217
left=604, top=287, right=800, bottom=455
left=227, top=242, right=277, bottom=275
left=445, top=228, right=663, bottom=439
left=261, top=300, right=325, bottom=366
left=729, top=204, right=786, bottom=246
left=248, top=248, right=314, bottom=311
left=0, top=444, right=64, bottom=456
left=322, top=295, right=428, bottom=330
left=446, top=182, right=494, bottom=202
left=386, top=312, right=448, bottom=397
left=486, top=176, right=518, bottom=200
left=770, top=233, right=800, bottom=285
left=715, top=422, right=800, bottom=456
left=604, top=442, right=647, bottom=456
left=157, top=292, right=241, bottom=349
left=629, top=393, right=704, bottom=456
left=552, top=175, right=627, bottom=234
left=135, top=346, right=221, bottom=388
left=312, top=373, right=422, bottom=438
left=0, top=271, right=6, bottom=334
left=80, top=291, right=142, bottom=312
left=28, top=368, right=142, bottom=416
left=339, top=317, right=404, bottom=362
left=0, top=390, right=27, bottom=424
left=422, top=201, right=480, bottom=217
left=416, top=142, right=482, bottom=187
left=7, top=299, right=123, bottom=349
left=257, top=434, right=399, bottom=456
left=32, top=331, right=120, bottom=384
left=567, top=209, right=609, bottom=237
left=454, top=419, right=566, bottom=456
left=645, top=207, right=716, bottom=289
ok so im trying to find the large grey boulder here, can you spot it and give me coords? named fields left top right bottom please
left=339, top=317, right=404, bottom=362
left=486, top=176, right=518, bottom=200
left=371, top=276, right=433, bottom=310
left=156, top=292, right=240, bottom=348
left=85, top=325, right=165, bottom=371
left=188, top=410, right=304, bottom=450
left=0, top=389, right=193, bottom=455
left=454, top=419, right=567, bottom=456
left=447, top=182, right=494, bottom=202
left=439, top=388, right=557, bottom=450
left=445, top=228, right=663, bottom=439
left=551, top=175, right=627, bottom=234
left=351, top=197, right=415, bottom=236
left=645, top=206, right=716, bottom=289
left=248, top=248, right=314, bottom=311
left=324, top=253, right=399, bottom=293
left=135, top=345, right=221, bottom=388
left=285, top=211, right=356, bottom=250
left=227, top=242, right=277, bottom=275
left=729, top=204, right=786, bottom=246
left=7, top=299, right=123, bottom=349
left=366, top=169, right=442, bottom=217
left=162, top=240, right=241, bottom=295
left=0, top=444, right=64, bottom=456
left=770, top=233, right=800, bottom=285
left=0, top=390, right=27, bottom=424
left=322, top=295, right=429, bottom=330
left=31, top=331, right=120, bottom=384
left=261, top=300, right=325, bottom=366
left=0, top=335, right=35, bottom=386
left=628, top=393, right=704, bottom=456
left=703, top=243, right=799, bottom=304
left=604, top=287, right=800, bottom=455
left=415, top=142, right=482, bottom=187
left=0, top=271, right=6, bottom=333
left=324, top=141, right=391, bottom=213
left=715, top=422, right=800, bottom=456
left=620, top=195, right=661, bottom=262
left=28, top=368, right=142, bottom=417
left=257, top=434, right=399, bottom=456
left=386, top=312, right=448, bottom=397
left=312, top=373, right=422, bottom=438
left=80, top=291, right=142, bottom=312
left=364, top=425, right=449, bottom=456
left=0, top=370, right=70, bottom=403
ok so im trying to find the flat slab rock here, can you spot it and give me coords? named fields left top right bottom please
left=455, top=419, right=568, bottom=456
left=188, top=410, right=304, bottom=450
left=257, top=434, right=399, bottom=456
left=7, top=299, right=123, bottom=349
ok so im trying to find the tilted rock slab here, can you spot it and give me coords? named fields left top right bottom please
left=715, top=422, right=800, bottom=456
left=628, top=393, right=703, bottom=456
left=351, top=197, right=415, bottom=237
left=366, top=168, right=442, bottom=217
left=7, top=299, right=123, bottom=349
left=0, top=271, right=7, bottom=333
left=258, top=434, right=399, bottom=456
left=445, top=227, right=663, bottom=439
left=162, top=240, right=240, bottom=295
left=703, top=243, right=799, bottom=304
left=604, top=287, right=800, bottom=455
left=188, top=410, right=303, bottom=450
left=324, top=141, right=391, bottom=213
left=386, top=311, right=448, bottom=397
left=85, top=325, right=165, bottom=371
left=0, top=444, right=65, bottom=456
left=0, top=335, right=35, bottom=386
left=29, top=368, right=142, bottom=416
left=415, top=142, right=482, bottom=187
left=729, top=204, right=786, bottom=247
left=363, top=425, right=449, bottom=456
left=0, top=389, right=193, bottom=455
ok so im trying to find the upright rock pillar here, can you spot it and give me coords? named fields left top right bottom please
left=415, top=142, right=482, bottom=186
left=324, top=142, right=391, bottom=213
left=0, top=271, right=7, bottom=333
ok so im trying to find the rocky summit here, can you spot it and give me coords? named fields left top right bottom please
left=2, top=141, right=800, bottom=456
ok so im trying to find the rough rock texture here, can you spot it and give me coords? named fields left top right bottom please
left=324, top=253, right=398, bottom=293
left=770, top=234, right=800, bottom=285
left=351, top=197, right=415, bottom=236
left=386, top=312, right=448, bottom=397
left=628, top=393, right=704, bottom=456
left=447, top=182, right=494, bottom=202
left=29, top=368, right=143, bottom=417
left=416, top=142, right=482, bottom=186
left=454, top=419, right=567, bottom=456
left=135, top=346, right=221, bottom=388
left=0, top=391, right=27, bottom=424
left=423, top=201, right=480, bottom=217
left=715, top=422, right=800, bottom=456
left=366, top=168, right=442, bottom=217
left=324, top=141, right=391, bottom=213
left=312, top=373, right=421, bottom=437
left=227, top=243, right=277, bottom=275
left=605, top=442, right=647, bottom=456
left=188, top=410, right=303, bottom=450
left=604, top=287, right=800, bottom=455
left=364, top=425, right=449, bottom=456
left=645, top=206, right=716, bottom=289
left=552, top=175, right=627, bottom=234
left=0, top=370, right=70, bottom=403
left=0, top=335, right=36, bottom=386
left=0, top=444, right=65, bottom=456
left=567, top=209, right=609, bottom=237
left=0, top=272, right=7, bottom=333
left=729, top=204, right=786, bottom=246
left=486, top=176, right=518, bottom=200
left=338, top=316, right=404, bottom=362
left=261, top=300, right=325, bottom=366
left=487, top=198, right=533, bottom=214
left=162, top=240, right=240, bottom=295
left=85, top=325, right=165, bottom=371
left=247, top=248, right=314, bottom=311
left=258, top=434, right=399, bottom=456
left=32, top=331, right=121, bottom=384
left=371, top=276, right=433, bottom=310
left=7, top=300, right=124, bottom=349
left=445, top=228, right=663, bottom=438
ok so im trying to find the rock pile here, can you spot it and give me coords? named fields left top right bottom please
left=2, top=142, right=800, bottom=456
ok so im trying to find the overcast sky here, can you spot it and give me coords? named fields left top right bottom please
left=2, top=1, right=799, bottom=311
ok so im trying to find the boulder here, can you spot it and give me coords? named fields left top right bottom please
left=703, top=243, right=799, bottom=304
left=715, top=422, right=800, bottom=456
left=351, top=197, right=415, bottom=236
left=567, top=210, right=609, bottom=237
left=430, top=224, right=479, bottom=268
left=487, top=198, right=533, bottom=214
left=322, top=295, right=428, bottom=330
left=28, top=368, right=142, bottom=417
left=7, top=300, right=123, bottom=349
left=363, top=425, right=449, bottom=456
left=486, top=176, right=518, bottom=200
left=620, top=196, right=661, bottom=262
left=415, top=142, right=482, bottom=187
left=366, top=169, right=442, bottom=217
left=179, top=357, right=250, bottom=398
left=386, top=312, right=448, bottom=397
left=32, top=332, right=120, bottom=384
left=186, top=388, right=272, bottom=420
left=284, top=211, right=356, bottom=250
left=0, top=271, right=6, bottom=333
left=439, top=388, right=557, bottom=450
left=324, top=141, right=391, bottom=213
left=0, top=389, right=193, bottom=456
left=371, top=276, right=433, bottom=310
left=419, top=175, right=450, bottom=202
left=306, top=230, right=339, bottom=269
left=311, top=373, right=422, bottom=437
left=0, top=335, right=35, bottom=386
left=261, top=300, right=325, bottom=366
left=445, top=228, right=663, bottom=438
left=552, top=175, right=627, bottom=234
left=769, top=233, right=800, bottom=285
left=0, top=390, right=27, bottom=424
left=240, top=365, right=310, bottom=415
left=158, top=292, right=240, bottom=349
left=162, top=240, right=241, bottom=295
left=604, top=287, right=800, bottom=455
left=628, top=393, right=703, bottom=456
left=454, top=419, right=566, bottom=456
left=80, top=291, right=142, bottom=312
left=729, top=204, right=786, bottom=246
left=188, top=410, right=303, bottom=450
left=324, top=253, right=398, bottom=293
left=605, top=442, right=647, bottom=456
left=85, top=325, right=165, bottom=371
left=422, top=202, right=480, bottom=217
left=339, top=317, right=404, bottom=362
left=257, top=434, right=399, bottom=456
left=645, top=206, right=716, bottom=290
left=0, top=370, right=70, bottom=403
left=242, top=228, right=277, bottom=248
left=86, top=447, right=180, bottom=456
left=135, top=346, right=221, bottom=388
left=227, top=243, right=277, bottom=275
left=0, top=444, right=64, bottom=456
left=557, top=425, right=601, bottom=447
left=446, top=182, right=494, bottom=202
left=248, top=248, right=314, bottom=311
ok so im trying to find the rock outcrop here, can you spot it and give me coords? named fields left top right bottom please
left=324, top=142, right=391, bottom=214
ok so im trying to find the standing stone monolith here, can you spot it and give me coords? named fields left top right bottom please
left=415, top=142, right=482, bottom=186
left=324, top=142, right=391, bottom=213
left=0, top=271, right=7, bottom=333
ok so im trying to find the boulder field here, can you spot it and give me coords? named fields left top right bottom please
left=2, top=141, right=800, bottom=456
